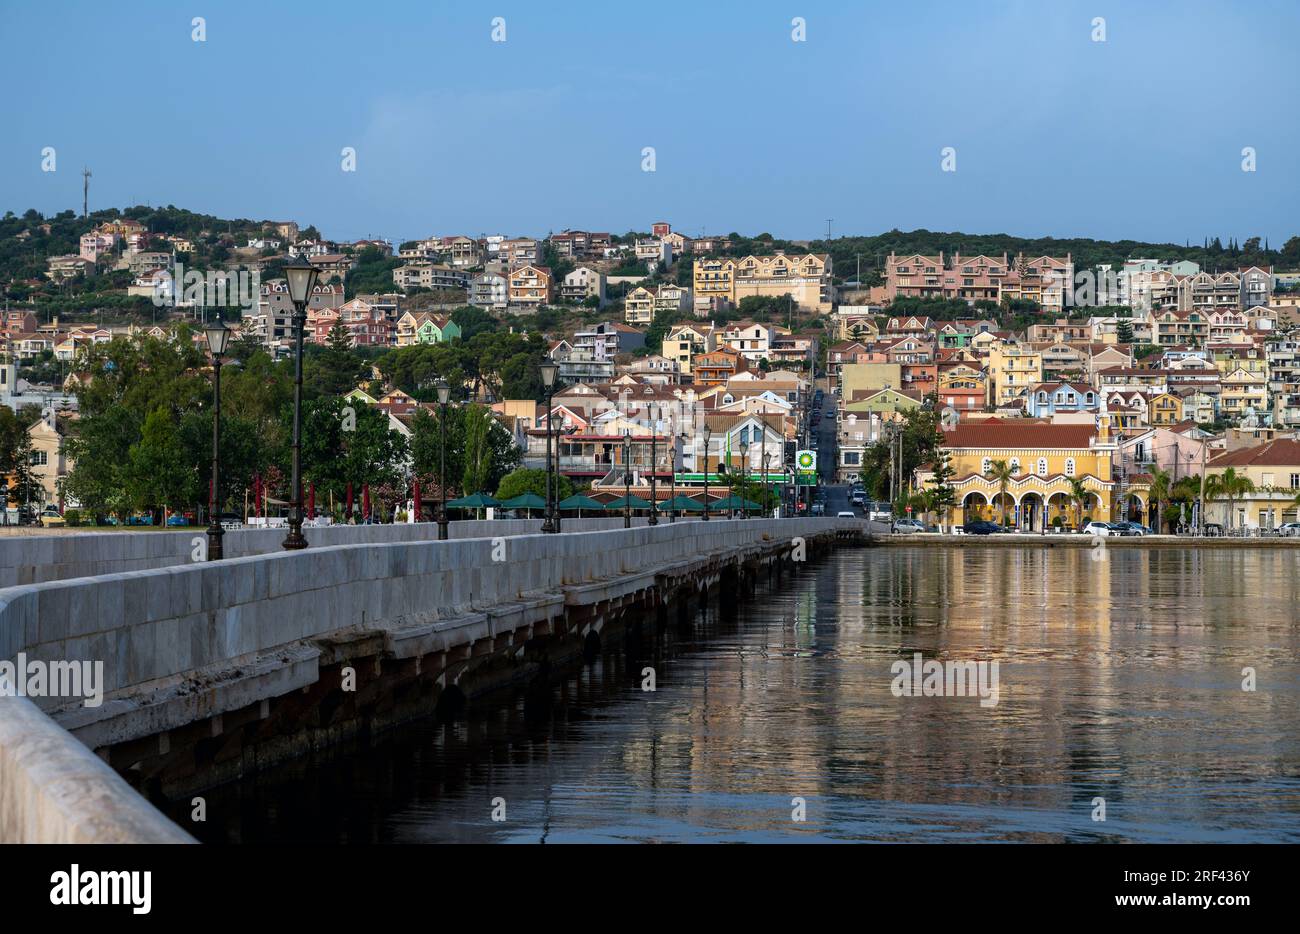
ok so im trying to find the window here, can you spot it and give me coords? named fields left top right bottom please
left=843, top=452, right=860, bottom=466
left=1065, top=458, right=1076, bottom=477
left=1010, top=458, right=1021, bottom=474
left=1290, top=473, right=1299, bottom=489
left=30, top=451, right=47, bottom=466
left=981, top=457, right=992, bottom=474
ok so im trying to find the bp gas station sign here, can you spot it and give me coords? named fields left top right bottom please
left=795, top=449, right=817, bottom=486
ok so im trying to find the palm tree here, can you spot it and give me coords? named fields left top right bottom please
left=1204, top=467, right=1256, bottom=532
left=985, top=458, right=1014, bottom=527
left=1068, top=477, right=1090, bottom=530
left=1147, top=468, right=1171, bottom=534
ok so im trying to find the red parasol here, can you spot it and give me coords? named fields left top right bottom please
left=362, top=484, right=370, bottom=520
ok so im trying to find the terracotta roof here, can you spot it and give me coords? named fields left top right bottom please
left=1208, top=439, right=1300, bottom=468
left=942, top=422, right=1097, bottom=450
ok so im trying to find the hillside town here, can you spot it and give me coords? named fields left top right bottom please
left=4, top=211, right=1300, bottom=535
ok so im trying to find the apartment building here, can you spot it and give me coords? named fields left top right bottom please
left=395, top=312, right=461, bottom=346
left=663, top=323, right=715, bottom=376
left=986, top=339, right=1043, bottom=406
left=393, top=263, right=471, bottom=292
left=624, top=286, right=656, bottom=326
left=507, top=264, right=554, bottom=307
left=469, top=271, right=508, bottom=309
left=500, top=237, right=540, bottom=267
left=692, top=252, right=834, bottom=314
left=561, top=266, right=606, bottom=306
left=884, top=251, right=1073, bottom=310
left=573, top=321, right=644, bottom=360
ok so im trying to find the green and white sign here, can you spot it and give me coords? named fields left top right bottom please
left=795, top=449, right=817, bottom=486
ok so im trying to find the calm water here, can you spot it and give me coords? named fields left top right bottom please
left=184, top=547, right=1300, bottom=843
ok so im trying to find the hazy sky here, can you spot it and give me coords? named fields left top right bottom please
left=1, top=0, right=1295, bottom=246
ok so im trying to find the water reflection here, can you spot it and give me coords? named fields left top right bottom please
left=177, top=547, right=1300, bottom=843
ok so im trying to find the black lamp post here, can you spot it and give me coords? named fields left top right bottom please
left=648, top=404, right=659, bottom=525
left=763, top=451, right=772, bottom=519
left=740, top=439, right=749, bottom=518
left=281, top=257, right=319, bottom=550
left=671, top=432, right=683, bottom=523
left=436, top=378, right=450, bottom=540
left=203, top=319, right=231, bottom=560
left=540, top=358, right=559, bottom=533
left=701, top=425, right=711, bottom=521
left=622, top=429, right=632, bottom=529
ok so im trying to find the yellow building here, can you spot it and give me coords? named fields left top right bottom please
left=839, top=362, right=903, bottom=402
left=1148, top=391, right=1183, bottom=426
left=1205, top=439, right=1300, bottom=529
left=985, top=339, right=1043, bottom=406
left=1219, top=367, right=1268, bottom=423
left=624, top=285, right=655, bottom=326
left=920, top=419, right=1117, bottom=530
left=693, top=251, right=834, bottom=313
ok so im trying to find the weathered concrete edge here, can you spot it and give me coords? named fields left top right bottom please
left=0, top=693, right=195, bottom=844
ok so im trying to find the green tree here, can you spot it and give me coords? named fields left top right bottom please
left=1204, top=467, right=1256, bottom=531
left=1067, top=477, right=1090, bottom=529
left=984, top=458, right=1014, bottom=526
left=495, top=467, right=573, bottom=502
left=126, top=408, right=194, bottom=517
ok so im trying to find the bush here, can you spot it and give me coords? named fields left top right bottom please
left=63, top=508, right=81, bottom=527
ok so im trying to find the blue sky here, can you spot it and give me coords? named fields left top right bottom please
left=1, top=0, right=1295, bottom=246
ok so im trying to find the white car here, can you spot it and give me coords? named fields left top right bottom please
left=1277, top=522, right=1300, bottom=537
left=1082, top=520, right=1115, bottom=536
left=892, top=519, right=925, bottom=533
left=836, top=511, right=856, bottom=518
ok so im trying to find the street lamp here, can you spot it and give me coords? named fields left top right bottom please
left=648, top=404, right=659, bottom=526
left=540, top=359, right=559, bottom=533
left=701, top=425, right=711, bottom=521
left=739, top=438, right=749, bottom=518
left=436, top=378, right=450, bottom=540
left=762, top=451, right=772, bottom=520
left=622, top=429, right=632, bottom=529
left=671, top=431, right=684, bottom=523
left=281, top=256, right=319, bottom=550
left=203, top=319, right=231, bottom=560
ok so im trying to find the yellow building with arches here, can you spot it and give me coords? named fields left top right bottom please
left=920, top=419, right=1118, bottom=530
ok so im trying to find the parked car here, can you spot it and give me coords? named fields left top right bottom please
left=892, top=518, right=925, bottom=534
left=836, top=510, right=856, bottom=518
left=1112, top=521, right=1150, bottom=536
left=868, top=502, right=892, bottom=522
left=1277, top=522, right=1300, bottom=537
left=961, top=520, right=1002, bottom=535
left=38, top=506, right=66, bottom=528
left=165, top=514, right=190, bottom=527
left=1082, top=520, right=1131, bottom=536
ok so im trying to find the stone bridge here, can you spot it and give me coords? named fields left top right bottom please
left=0, top=517, right=865, bottom=843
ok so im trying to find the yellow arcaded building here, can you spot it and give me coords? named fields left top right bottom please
left=919, top=418, right=1118, bottom=531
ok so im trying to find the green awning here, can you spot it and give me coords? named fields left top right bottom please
left=558, top=494, right=605, bottom=511
left=500, top=492, right=546, bottom=510
left=711, top=494, right=761, bottom=511
left=445, top=492, right=500, bottom=508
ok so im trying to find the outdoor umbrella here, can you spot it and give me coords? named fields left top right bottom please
left=446, top=492, right=499, bottom=520
left=662, top=494, right=705, bottom=512
left=558, top=494, right=604, bottom=518
left=606, top=494, right=653, bottom=511
left=501, top=492, right=546, bottom=515
left=445, top=492, right=500, bottom=509
left=712, top=494, right=761, bottom=514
